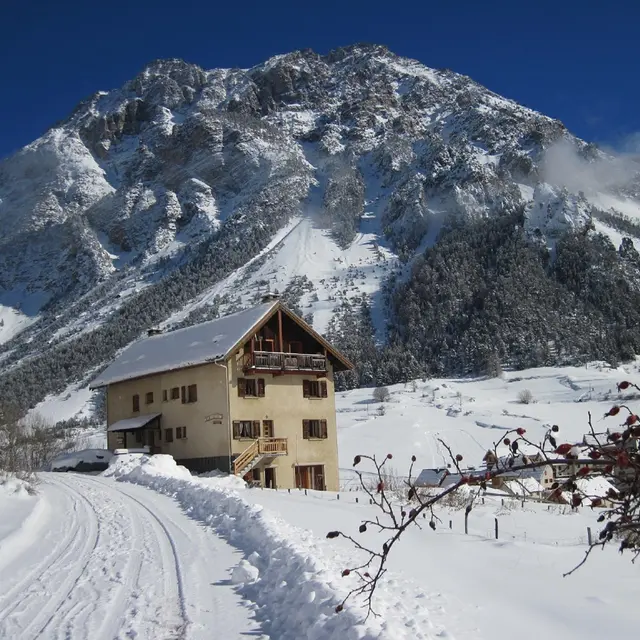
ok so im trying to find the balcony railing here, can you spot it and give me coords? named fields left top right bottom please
left=233, top=437, right=288, bottom=475
left=244, top=351, right=327, bottom=373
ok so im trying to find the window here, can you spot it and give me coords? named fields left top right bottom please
left=164, top=428, right=174, bottom=443
left=176, top=426, right=187, bottom=439
left=171, top=387, right=180, bottom=400
left=262, top=420, right=274, bottom=438
left=233, top=420, right=260, bottom=439
left=237, top=378, right=265, bottom=397
left=180, top=384, right=198, bottom=404
left=162, top=390, right=168, bottom=402
left=132, top=394, right=140, bottom=412
left=303, top=380, right=327, bottom=399
left=302, top=419, right=328, bottom=439
left=135, top=429, right=143, bottom=443
left=145, top=392, right=154, bottom=405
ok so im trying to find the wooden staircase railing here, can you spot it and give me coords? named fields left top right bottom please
left=233, top=440, right=259, bottom=476
left=233, top=438, right=288, bottom=476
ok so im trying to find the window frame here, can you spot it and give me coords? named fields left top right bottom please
left=170, top=387, right=180, bottom=400
left=132, top=394, right=140, bottom=413
left=187, top=384, right=197, bottom=403
left=162, top=389, right=168, bottom=402
left=237, top=378, right=265, bottom=398
left=164, top=428, right=174, bottom=443
left=302, top=419, right=328, bottom=439
left=232, top=420, right=261, bottom=439
left=303, top=380, right=328, bottom=399
left=145, top=391, right=154, bottom=405
left=176, top=426, right=187, bottom=439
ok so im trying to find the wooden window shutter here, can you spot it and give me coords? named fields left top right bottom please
left=320, top=381, right=328, bottom=398
left=257, top=378, right=265, bottom=397
left=302, top=419, right=310, bottom=439
left=303, top=380, right=310, bottom=398
left=233, top=421, right=241, bottom=439
left=181, top=386, right=186, bottom=404
left=252, top=421, right=261, bottom=438
left=237, top=378, right=246, bottom=397
left=320, top=419, right=328, bottom=439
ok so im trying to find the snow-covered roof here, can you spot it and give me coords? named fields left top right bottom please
left=415, top=468, right=448, bottom=487
left=107, top=413, right=161, bottom=432
left=504, top=477, right=545, bottom=496
left=91, top=302, right=277, bottom=388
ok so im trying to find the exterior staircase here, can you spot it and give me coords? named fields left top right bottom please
left=233, top=437, right=288, bottom=477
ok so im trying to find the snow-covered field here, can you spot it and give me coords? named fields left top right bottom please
left=3, top=362, right=640, bottom=639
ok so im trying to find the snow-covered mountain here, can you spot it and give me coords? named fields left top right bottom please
left=2, top=44, right=640, bottom=417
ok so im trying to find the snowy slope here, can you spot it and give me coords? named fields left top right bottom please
left=336, top=362, right=638, bottom=476
left=3, top=44, right=640, bottom=415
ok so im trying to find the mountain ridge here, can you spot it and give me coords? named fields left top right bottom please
left=1, top=44, right=640, bottom=419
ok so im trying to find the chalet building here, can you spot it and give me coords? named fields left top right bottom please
left=90, top=297, right=353, bottom=491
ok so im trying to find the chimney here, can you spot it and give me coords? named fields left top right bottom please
left=147, top=328, right=163, bottom=337
left=261, top=292, right=280, bottom=304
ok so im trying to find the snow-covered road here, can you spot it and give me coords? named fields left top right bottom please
left=0, top=473, right=260, bottom=640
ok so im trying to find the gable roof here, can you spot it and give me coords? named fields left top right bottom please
left=415, top=468, right=449, bottom=487
left=90, top=300, right=353, bottom=388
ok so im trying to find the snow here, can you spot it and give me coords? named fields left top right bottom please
left=103, top=441, right=640, bottom=640
left=105, top=453, right=435, bottom=639
left=0, top=473, right=259, bottom=639
left=336, top=363, right=636, bottom=474
left=4, top=362, right=640, bottom=639
left=90, top=301, right=277, bottom=387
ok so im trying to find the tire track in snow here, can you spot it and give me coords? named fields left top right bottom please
left=0, top=475, right=101, bottom=640
left=78, top=475, right=191, bottom=640
left=37, top=474, right=146, bottom=640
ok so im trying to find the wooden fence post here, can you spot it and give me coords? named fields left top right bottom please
left=495, top=518, right=499, bottom=540
left=587, top=527, right=592, bottom=545
left=464, top=512, right=469, bottom=534
left=449, top=520, right=452, bottom=529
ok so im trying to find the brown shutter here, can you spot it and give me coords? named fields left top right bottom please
left=252, top=421, right=261, bottom=438
left=237, top=378, right=245, bottom=397
left=303, top=380, right=310, bottom=398
left=181, top=386, right=186, bottom=404
left=302, top=419, right=310, bottom=439
left=257, top=378, right=265, bottom=397
left=233, top=421, right=241, bottom=439
left=320, top=419, right=328, bottom=439
left=320, top=381, right=328, bottom=398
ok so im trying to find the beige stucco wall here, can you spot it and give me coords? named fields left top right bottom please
left=106, top=362, right=231, bottom=461
left=227, top=351, right=340, bottom=491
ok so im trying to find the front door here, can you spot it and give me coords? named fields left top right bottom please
left=264, top=467, right=276, bottom=489
left=262, top=420, right=274, bottom=438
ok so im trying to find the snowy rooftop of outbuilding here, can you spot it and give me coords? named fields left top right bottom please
left=91, top=302, right=277, bottom=388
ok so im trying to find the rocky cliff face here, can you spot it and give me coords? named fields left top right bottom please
left=1, top=44, right=639, bottom=414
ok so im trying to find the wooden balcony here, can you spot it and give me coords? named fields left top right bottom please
left=244, top=351, right=327, bottom=374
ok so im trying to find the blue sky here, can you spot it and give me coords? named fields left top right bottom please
left=0, top=0, right=637, bottom=158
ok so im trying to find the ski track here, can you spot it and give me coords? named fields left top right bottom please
left=0, top=473, right=258, bottom=640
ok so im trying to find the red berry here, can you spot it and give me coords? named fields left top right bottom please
left=577, top=466, right=590, bottom=476
left=606, top=406, right=621, bottom=417
left=456, top=454, right=463, bottom=461
left=618, top=381, right=631, bottom=390
left=516, top=428, right=526, bottom=436
left=387, top=453, right=393, bottom=459
left=551, top=425, right=559, bottom=432
left=555, top=443, right=573, bottom=455
left=609, top=432, right=621, bottom=441
left=376, top=482, right=384, bottom=493
left=625, top=414, right=638, bottom=426
left=335, top=605, right=344, bottom=613
left=503, top=438, right=511, bottom=445
left=341, top=569, right=351, bottom=577
left=588, top=450, right=602, bottom=459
